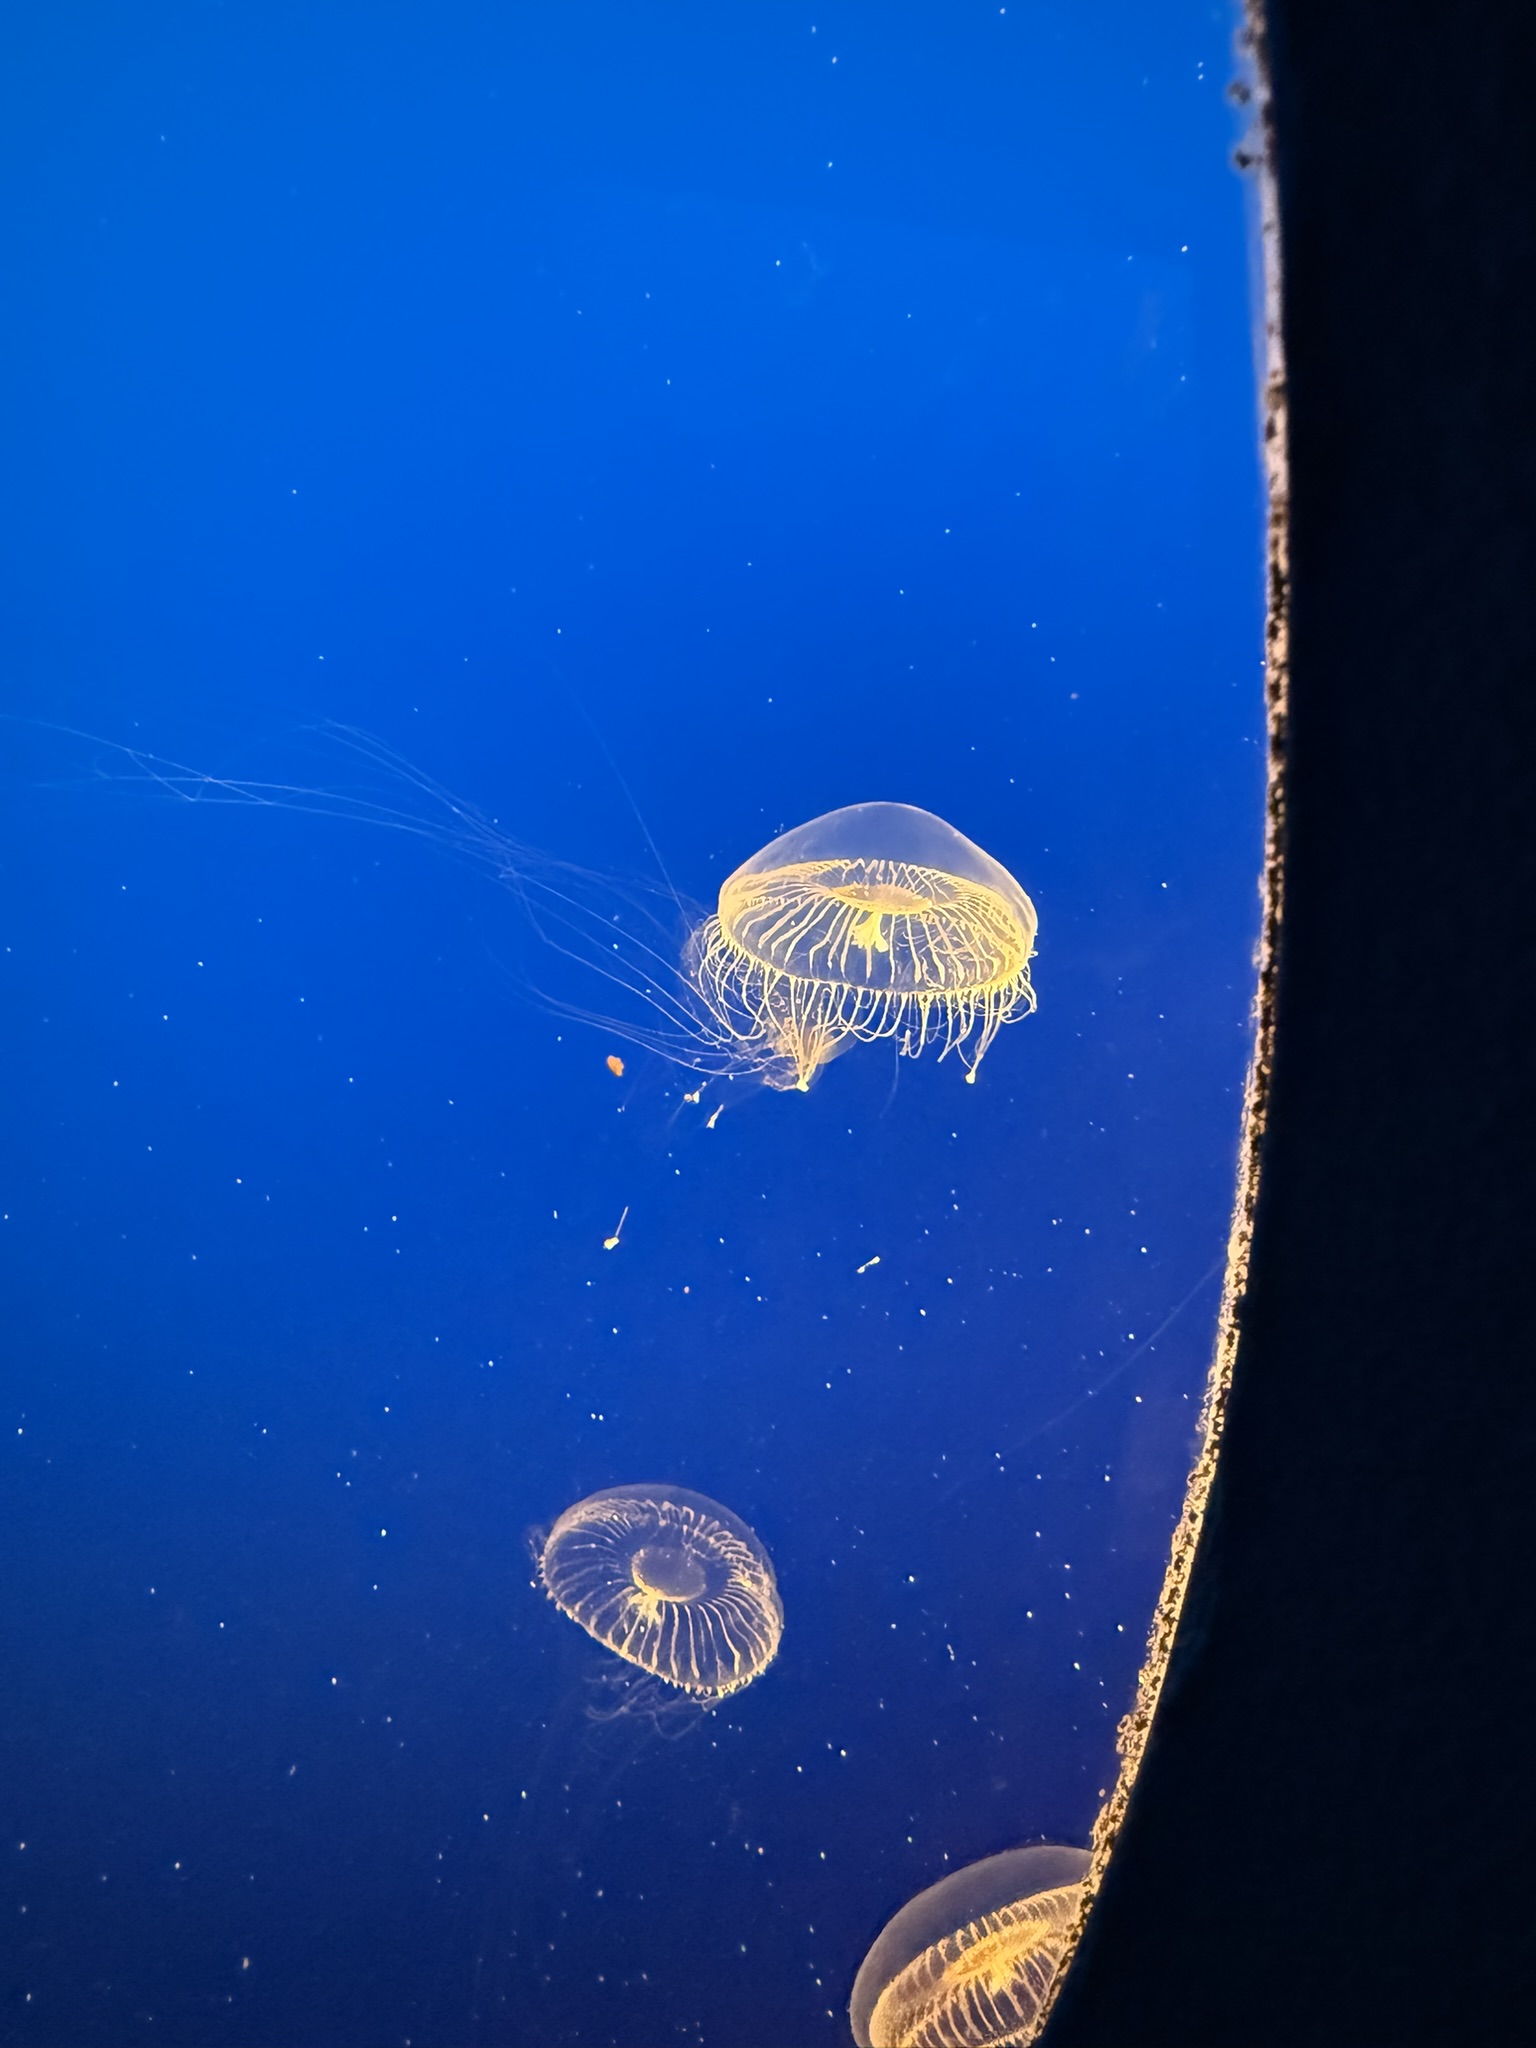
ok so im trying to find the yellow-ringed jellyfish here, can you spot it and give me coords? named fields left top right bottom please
left=84, top=728, right=1037, bottom=1094
left=849, top=1844, right=1090, bottom=2048
left=691, top=801, right=1038, bottom=1090
left=536, top=1483, right=783, bottom=1700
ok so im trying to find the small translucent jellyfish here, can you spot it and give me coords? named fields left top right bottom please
left=690, top=802, right=1038, bottom=1091
left=848, top=1844, right=1090, bottom=2048
left=537, top=1483, right=783, bottom=1699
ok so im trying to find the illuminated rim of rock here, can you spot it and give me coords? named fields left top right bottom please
left=1028, top=23, right=1287, bottom=2036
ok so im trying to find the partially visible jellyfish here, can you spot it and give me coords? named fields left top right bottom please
left=99, top=731, right=1037, bottom=1093
left=849, top=1844, right=1090, bottom=2048
left=692, top=802, right=1038, bottom=1090
left=537, top=1483, right=783, bottom=1700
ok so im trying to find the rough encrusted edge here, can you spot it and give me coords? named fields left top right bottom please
left=1030, top=5, right=1289, bottom=2034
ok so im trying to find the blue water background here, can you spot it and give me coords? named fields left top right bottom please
left=2, top=6, right=1263, bottom=2044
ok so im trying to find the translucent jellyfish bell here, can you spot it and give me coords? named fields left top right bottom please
left=537, top=1483, right=783, bottom=1700
left=690, top=802, right=1038, bottom=1091
left=849, top=1844, right=1090, bottom=2048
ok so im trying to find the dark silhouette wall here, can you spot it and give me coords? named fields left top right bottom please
left=1043, top=3, right=1536, bottom=2041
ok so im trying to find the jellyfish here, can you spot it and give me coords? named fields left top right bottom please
left=537, top=1483, right=783, bottom=1700
left=848, top=1844, right=1090, bottom=2048
left=92, top=729, right=1036, bottom=1094
left=691, top=801, right=1038, bottom=1090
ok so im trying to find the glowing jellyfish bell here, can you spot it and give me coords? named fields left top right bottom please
left=849, top=1844, right=1090, bottom=2048
left=690, top=801, right=1038, bottom=1092
left=537, top=1483, right=783, bottom=1700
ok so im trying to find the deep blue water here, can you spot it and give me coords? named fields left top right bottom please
left=1, top=6, right=1263, bottom=2044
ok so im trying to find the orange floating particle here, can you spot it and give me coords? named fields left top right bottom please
left=605, top=1054, right=625, bottom=1078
